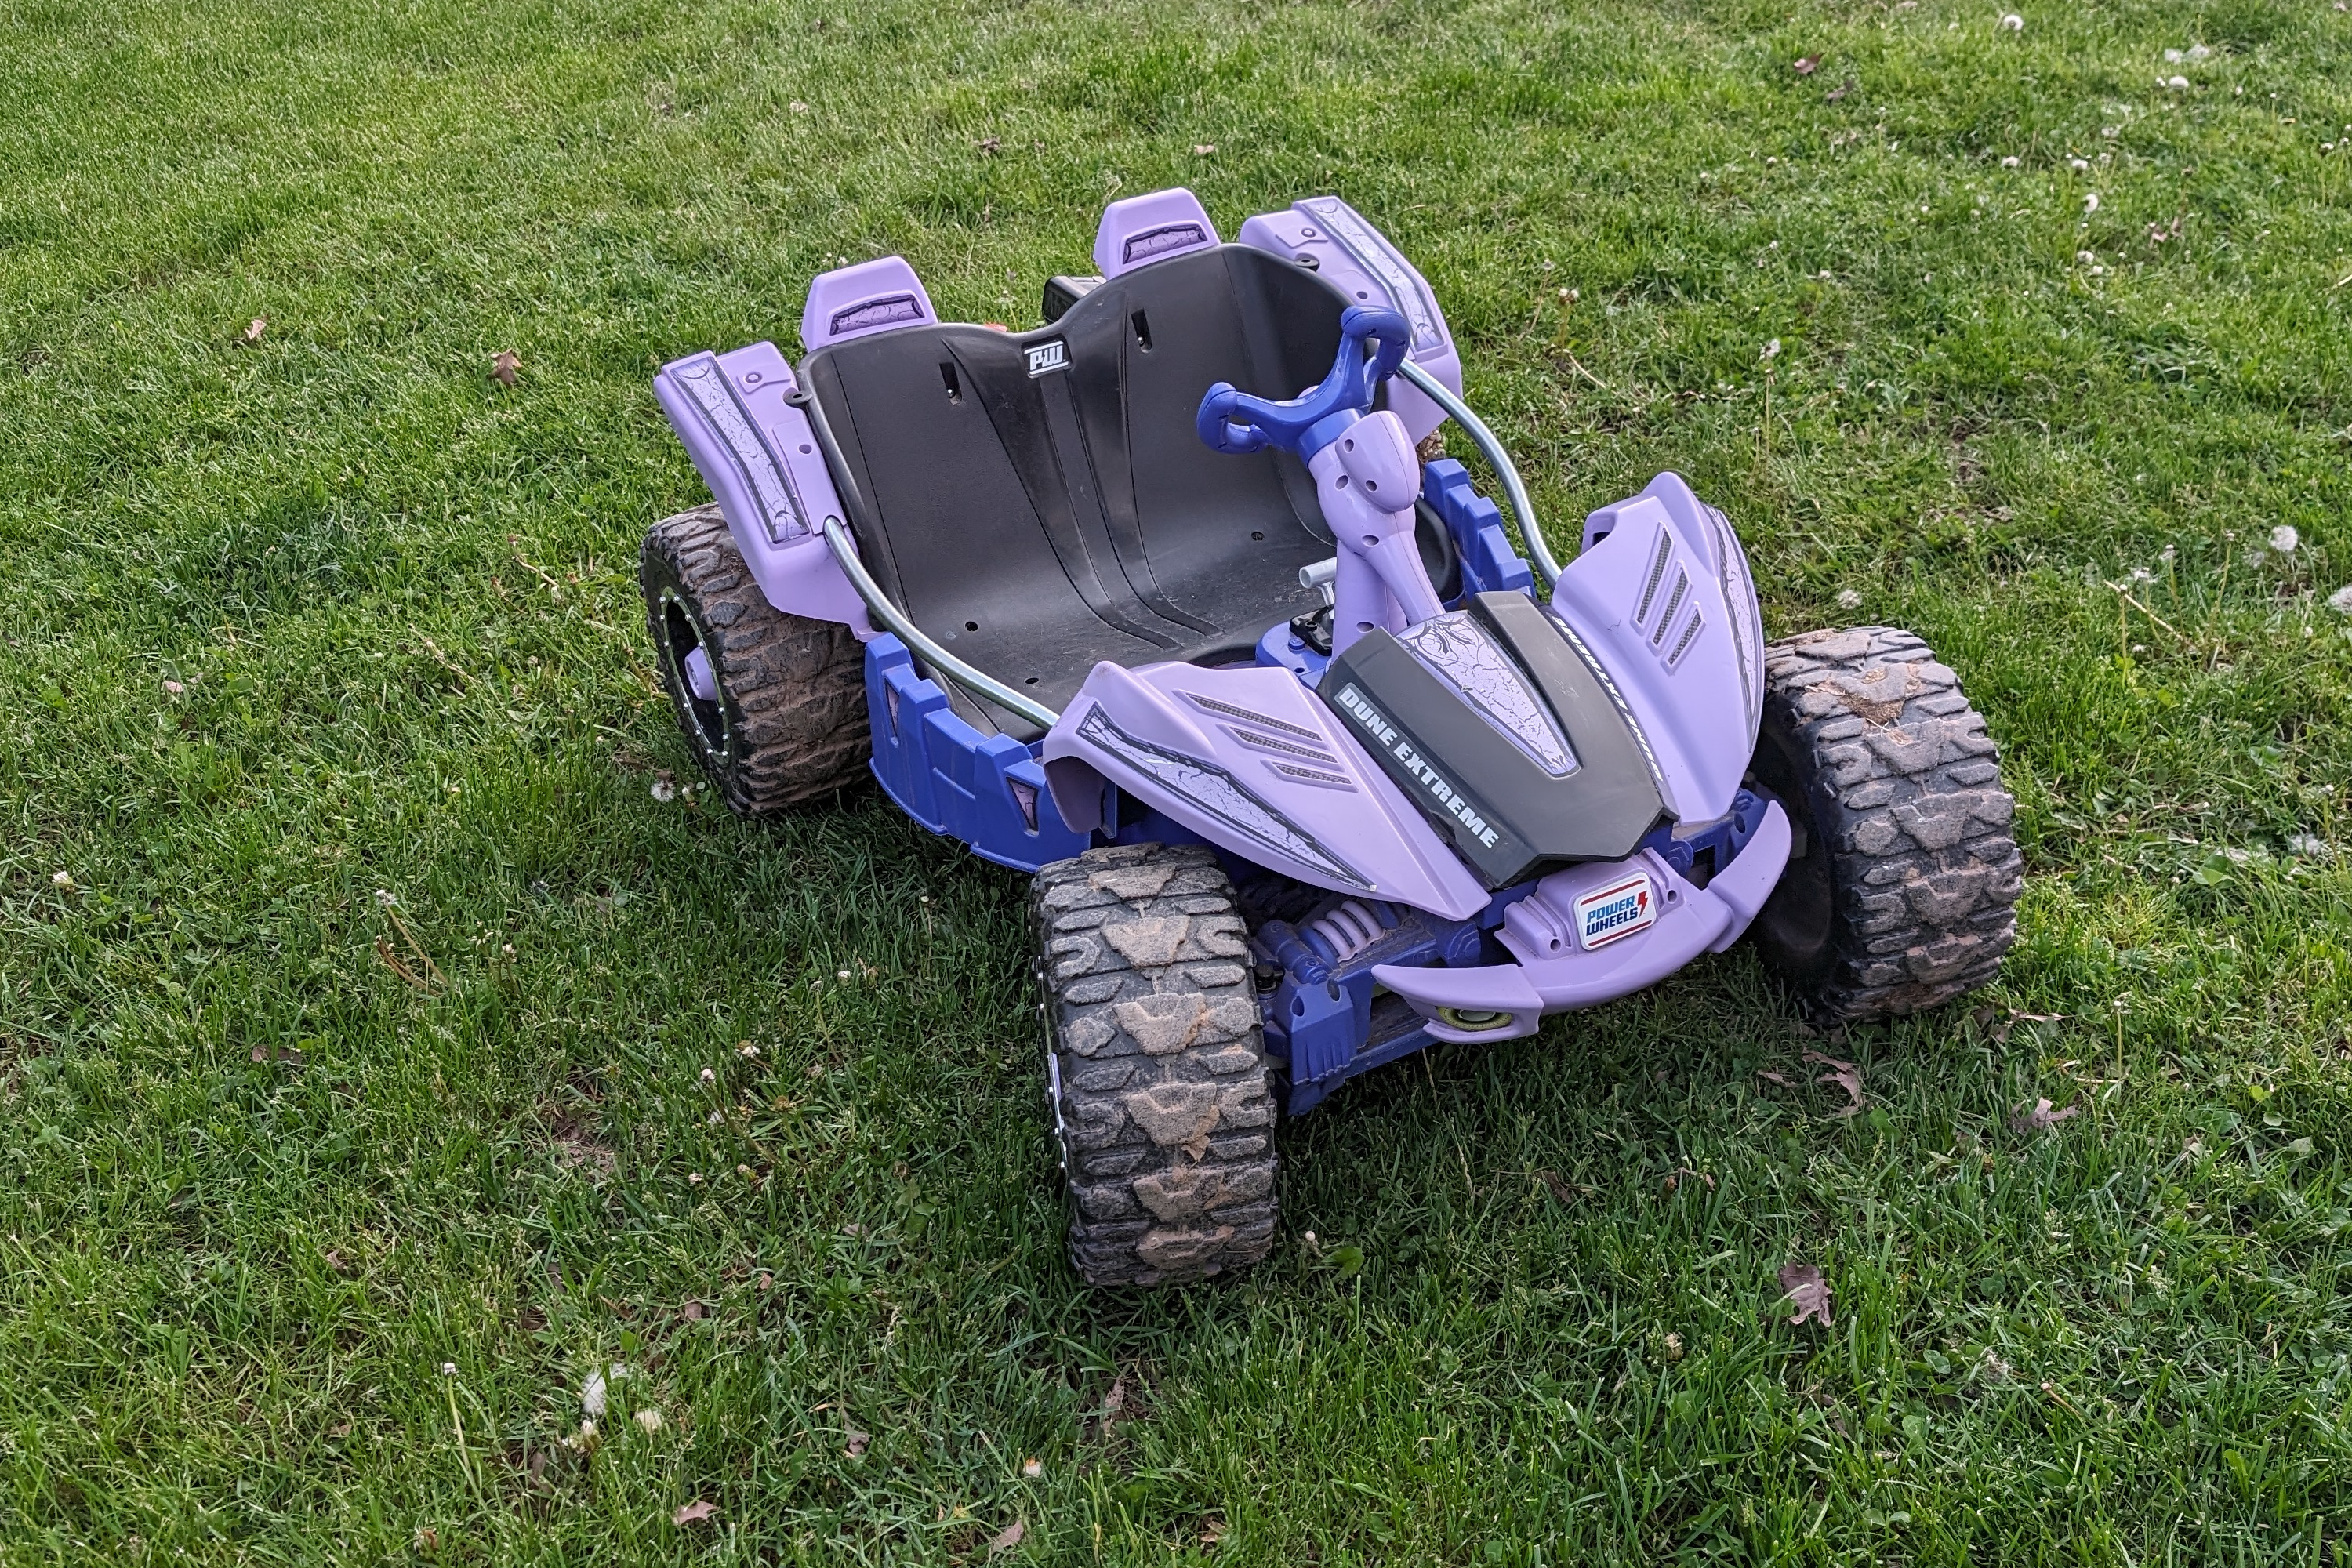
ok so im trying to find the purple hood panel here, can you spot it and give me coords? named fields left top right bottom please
left=1548, top=472, right=1767, bottom=823
left=1374, top=800, right=1791, bottom=1041
left=1039, top=660, right=1490, bottom=922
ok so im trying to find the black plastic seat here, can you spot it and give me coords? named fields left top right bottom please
left=802, top=245, right=1358, bottom=739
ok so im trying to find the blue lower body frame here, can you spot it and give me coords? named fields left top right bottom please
left=858, top=459, right=1759, bottom=1113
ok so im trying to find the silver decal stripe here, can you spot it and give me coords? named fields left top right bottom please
left=1225, top=726, right=1343, bottom=764
left=1076, top=706, right=1370, bottom=887
left=1302, top=197, right=1443, bottom=354
left=1269, top=760, right=1357, bottom=789
left=1635, top=529, right=1674, bottom=626
left=1652, top=568, right=1690, bottom=649
left=675, top=358, right=806, bottom=546
left=1181, top=690, right=1326, bottom=741
left=1540, top=604, right=1671, bottom=803
left=1396, top=612, right=1577, bottom=776
left=1667, top=609, right=1704, bottom=668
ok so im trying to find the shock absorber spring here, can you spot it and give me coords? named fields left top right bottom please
left=1301, top=899, right=1398, bottom=965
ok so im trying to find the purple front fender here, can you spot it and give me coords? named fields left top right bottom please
left=1374, top=800, right=1791, bottom=1043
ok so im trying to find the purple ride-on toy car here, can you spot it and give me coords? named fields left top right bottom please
left=640, top=189, right=2022, bottom=1287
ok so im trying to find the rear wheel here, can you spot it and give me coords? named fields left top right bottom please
left=1030, top=844, right=1279, bottom=1288
left=1748, top=626, right=2022, bottom=1021
left=640, top=505, right=868, bottom=815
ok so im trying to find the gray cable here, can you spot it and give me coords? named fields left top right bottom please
left=820, top=518, right=1063, bottom=731
left=1396, top=358, right=1562, bottom=590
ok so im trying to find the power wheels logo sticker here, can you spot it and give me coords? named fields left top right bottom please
left=1025, top=339, right=1069, bottom=377
left=1572, top=873, right=1656, bottom=950
left=1331, top=683, right=1501, bottom=851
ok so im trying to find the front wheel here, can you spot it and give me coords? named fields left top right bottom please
left=1030, top=844, right=1279, bottom=1288
left=1748, top=626, right=2022, bottom=1022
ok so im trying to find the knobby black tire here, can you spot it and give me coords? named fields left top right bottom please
left=640, top=505, right=868, bottom=815
left=1748, top=626, right=2023, bottom=1022
left=1029, top=844, right=1280, bottom=1288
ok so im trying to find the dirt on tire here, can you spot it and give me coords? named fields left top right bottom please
left=1748, top=625, right=2022, bottom=1021
left=1030, top=843, right=1279, bottom=1288
left=640, top=504, right=868, bottom=815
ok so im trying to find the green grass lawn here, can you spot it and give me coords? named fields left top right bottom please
left=6, top=0, right=2352, bottom=1559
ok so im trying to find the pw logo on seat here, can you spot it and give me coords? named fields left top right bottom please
left=1025, top=339, right=1069, bottom=377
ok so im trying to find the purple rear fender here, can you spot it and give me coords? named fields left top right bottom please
left=1040, top=660, right=1490, bottom=922
left=654, top=343, right=871, bottom=636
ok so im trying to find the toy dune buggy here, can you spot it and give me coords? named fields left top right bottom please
left=641, top=189, right=2023, bottom=1287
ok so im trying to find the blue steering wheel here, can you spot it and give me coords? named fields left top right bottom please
left=1196, top=305, right=1413, bottom=460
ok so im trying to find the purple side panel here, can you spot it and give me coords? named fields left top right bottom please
left=1372, top=801, right=1791, bottom=1040
left=1039, top=660, right=1489, bottom=922
left=1093, top=189, right=1221, bottom=278
left=1548, top=472, right=1767, bottom=822
left=1237, top=196, right=1462, bottom=443
left=653, top=343, right=871, bottom=636
left=866, top=636, right=1091, bottom=872
left=799, top=256, right=938, bottom=350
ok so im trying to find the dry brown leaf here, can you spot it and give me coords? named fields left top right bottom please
left=672, top=1498, right=719, bottom=1526
left=1662, top=1167, right=1715, bottom=1193
left=1192, top=143, right=1217, bottom=155
left=249, top=1044, right=306, bottom=1066
left=414, top=1527, right=439, bottom=1552
left=1825, top=78, right=1853, bottom=101
left=844, top=1428, right=869, bottom=1457
left=1794, top=54, right=1822, bottom=74
left=1757, top=1069, right=1793, bottom=1087
left=989, top=1519, right=1025, bottom=1555
left=1538, top=1168, right=1592, bottom=1203
left=2009, top=1098, right=2080, bottom=1133
left=1804, top=1050, right=1864, bottom=1116
left=681, top=1299, right=706, bottom=1321
left=977, top=136, right=1000, bottom=152
left=1779, top=1261, right=1833, bottom=1327
left=243, top=317, right=267, bottom=343
left=323, top=1248, right=350, bottom=1273
left=491, top=350, right=521, bottom=387
left=1200, top=1515, right=1226, bottom=1546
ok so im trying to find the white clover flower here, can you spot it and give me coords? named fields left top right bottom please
left=1762, top=339, right=1782, bottom=361
left=650, top=778, right=676, bottom=802
left=1999, top=13, right=2023, bottom=29
left=2166, top=75, right=2190, bottom=90
left=51, top=870, right=74, bottom=887
left=2187, top=44, right=2210, bottom=60
left=2164, top=48, right=2183, bottom=63
left=2129, top=566, right=2154, bottom=584
left=2002, top=154, right=2022, bottom=166
left=2288, top=833, right=2328, bottom=858
left=2070, top=157, right=2091, bottom=172
left=2160, top=543, right=2176, bottom=563
left=2078, top=249, right=2097, bottom=263
left=2270, top=524, right=2299, bottom=553
left=634, top=1409, right=663, bottom=1433
left=2328, top=584, right=2352, bottom=615
left=699, top=1066, right=716, bottom=1083
left=2084, top=193, right=2101, bottom=212
left=1836, top=588, right=1864, bottom=610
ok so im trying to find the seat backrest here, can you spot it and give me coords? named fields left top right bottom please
left=802, top=245, right=1353, bottom=723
